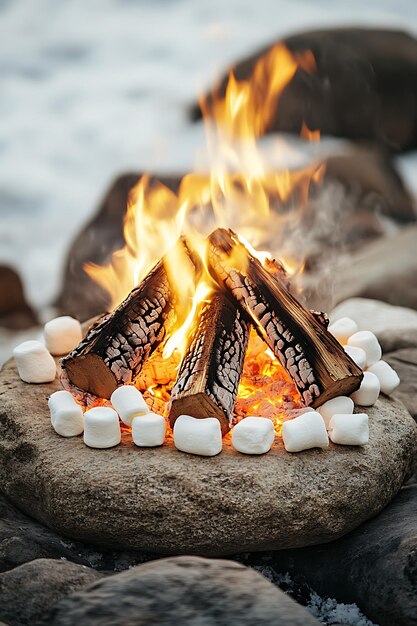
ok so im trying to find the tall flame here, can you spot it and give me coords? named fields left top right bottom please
left=85, top=43, right=323, bottom=387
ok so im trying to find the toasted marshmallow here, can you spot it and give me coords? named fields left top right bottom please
left=13, top=340, right=56, bottom=384
left=131, top=413, right=166, bottom=447
left=48, top=390, right=83, bottom=437
left=329, top=413, right=369, bottom=446
left=232, top=417, right=275, bottom=455
left=83, top=407, right=121, bottom=448
left=317, top=396, right=354, bottom=429
left=281, top=411, right=329, bottom=453
left=347, top=331, right=382, bottom=367
left=173, top=415, right=222, bottom=457
left=328, top=317, right=358, bottom=344
left=44, top=316, right=82, bottom=356
left=351, top=371, right=380, bottom=406
left=367, top=360, right=400, bottom=396
left=111, top=385, right=149, bottom=426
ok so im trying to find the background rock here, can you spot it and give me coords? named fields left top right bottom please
left=191, top=28, right=417, bottom=152
left=0, top=359, right=415, bottom=555
left=0, top=265, right=38, bottom=330
left=0, top=558, right=101, bottom=626
left=50, top=556, right=320, bottom=626
left=244, top=484, right=417, bottom=626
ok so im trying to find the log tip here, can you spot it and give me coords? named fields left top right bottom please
left=62, top=353, right=119, bottom=400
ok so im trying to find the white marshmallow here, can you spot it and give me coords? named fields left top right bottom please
left=329, top=413, right=369, bottom=446
left=232, top=417, right=275, bottom=455
left=131, top=413, right=166, bottom=447
left=44, top=316, right=82, bottom=356
left=328, top=317, right=358, bottom=344
left=83, top=407, right=121, bottom=448
left=173, top=415, right=222, bottom=457
left=110, top=385, right=149, bottom=426
left=367, top=360, right=400, bottom=396
left=317, top=396, right=354, bottom=429
left=347, top=331, right=382, bottom=367
left=351, top=371, right=380, bottom=406
left=343, top=345, right=367, bottom=370
left=48, top=390, right=84, bottom=437
left=281, top=411, right=329, bottom=453
left=13, top=340, right=56, bottom=384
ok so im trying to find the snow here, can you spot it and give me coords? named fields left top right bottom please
left=1, top=0, right=417, bottom=312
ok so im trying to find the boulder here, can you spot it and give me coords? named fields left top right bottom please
left=385, top=349, right=417, bottom=421
left=0, top=359, right=415, bottom=555
left=0, top=265, right=38, bottom=330
left=330, top=298, right=417, bottom=352
left=246, top=484, right=417, bottom=626
left=191, top=28, right=417, bottom=152
left=50, top=556, right=320, bottom=626
left=0, top=558, right=101, bottom=626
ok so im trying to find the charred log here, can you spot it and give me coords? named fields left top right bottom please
left=207, top=228, right=362, bottom=406
left=169, top=292, right=250, bottom=435
left=61, top=238, right=200, bottom=399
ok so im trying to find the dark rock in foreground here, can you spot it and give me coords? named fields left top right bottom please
left=191, top=28, right=417, bottom=152
left=0, top=558, right=101, bottom=626
left=0, top=359, right=415, bottom=555
left=50, top=556, right=320, bottom=626
left=246, top=484, right=417, bottom=626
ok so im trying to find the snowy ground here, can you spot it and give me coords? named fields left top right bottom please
left=1, top=0, right=417, bottom=312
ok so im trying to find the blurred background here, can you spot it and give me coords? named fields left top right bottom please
left=1, top=0, right=417, bottom=360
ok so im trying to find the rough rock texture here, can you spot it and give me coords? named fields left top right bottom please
left=50, top=556, right=320, bottom=626
left=0, top=265, right=38, bottom=330
left=246, top=484, right=417, bottom=626
left=191, top=28, right=417, bottom=152
left=0, top=360, right=415, bottom=555
left=331, top=297, right=417, bottom=352
left=0, top=558, right=102, bottom=626
left=385, top=349, right=417, bottom=421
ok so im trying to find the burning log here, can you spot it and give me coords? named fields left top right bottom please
left=207, top=228, right=363, bottom=407
left=61, top=238, right=200, bottom=399
left=169, top=292, right=250, bottom=435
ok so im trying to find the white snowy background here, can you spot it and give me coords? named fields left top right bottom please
left=1, top=0, right=417, bottom=312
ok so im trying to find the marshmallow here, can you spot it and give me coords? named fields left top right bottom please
left=350, top=371, right=380, bottom=406
left=281, top=411, right=329, bottom=453
left=329, top=413, right=369, bottom=446
left=367, top=360, right=400, bottom=396
left=13, top=340, right=56, bottom=384
left=131, top=413, right=166, bottom=447
left=110, top=385, right=149, bottom=426
left=347, top=331, right=382, bottom=367
left=232, top=417, right=275, bottom=455
left=48, top=390, right=84, bottom=437
left=173, top=415, right=222, bottom=457
left=343, top=345, right=367, bottom=370
left=83, top=407, right=121, bottom=448
left=317, top=396, right=354, bottom=429
left=328, top=317, right=358, bottom=344
left=44, top=316, right=82, bottom=356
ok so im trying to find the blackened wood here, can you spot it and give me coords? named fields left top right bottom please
left=169, top=292, right=250, bottom=435
left=207, top=228, right=362, bottom=406
left=61, top=239, right=200, bottom=399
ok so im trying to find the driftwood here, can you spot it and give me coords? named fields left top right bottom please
left=207, top=228, right=363, bottom=406
left=169, top=292, right=250, bottom=435
left=61, top=238, right=200, bottom=399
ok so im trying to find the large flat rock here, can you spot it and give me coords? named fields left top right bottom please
left=0, top=359, right=416, bottom=556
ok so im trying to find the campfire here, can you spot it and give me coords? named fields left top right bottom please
left=13, top=44, right=401, bottom=455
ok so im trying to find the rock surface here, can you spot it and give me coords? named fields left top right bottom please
left=191, top=28, right=417, bottom=152
left=245, top=484, right=417, bottom=626
left=331, top=297, right=417, bottom=352
left=385, top=349, right=417, bottom=421
left=0, top=558, right=101, bottom=626
left=50, top=556, right=320, bottom=626
left=0, top=360, right=415, bottom=555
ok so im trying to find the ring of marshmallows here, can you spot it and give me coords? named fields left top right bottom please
left=14, top=315, right=400, bottom=456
